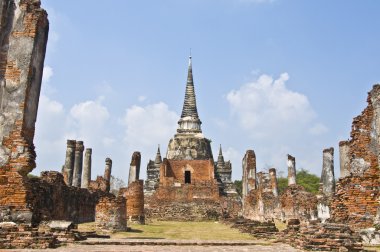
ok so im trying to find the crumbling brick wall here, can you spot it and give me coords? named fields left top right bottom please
left=120, top=180, right=145, bottom=224
left=27, top=172, right=103, bottom=225
left=145, top=199, right=223, bottom=221
left=95, top=196, right=127, bottom=233
left=0, top=0, right=48, bottom=222
left=280, top=185, right=318, bottom=222
left=160, top=159, right=215, bottom=185
left=331, top=85, right=380, bottom=230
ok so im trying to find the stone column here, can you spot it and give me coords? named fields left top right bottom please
left=287, top=154, right=296, bottom=186
left=63, top=140, right=76, bottom=185
left=321, top=147, right=335, bottom=197
left=339, top=141, right=350, bottom=178
left=269, top=168, right=279, bottom=197
left=242, top=150, right=256, bottom=199
left=81, top=148, right=92, bottom=189
left=72, top=141, right=84, bottom=187
left=104, top=157, right=112, bottom=193
left=256, top=172, right=263, bottom=190
left=128, top=152, right=141, bottom=185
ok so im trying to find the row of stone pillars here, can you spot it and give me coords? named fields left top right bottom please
left=63, top=140, right=87, bottom=187
left=63, top=139, right=113, bottom=190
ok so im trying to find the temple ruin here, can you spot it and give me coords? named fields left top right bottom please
left=0, top=1, right=378, bottom=250
left=144, top=56, right=240, bottom=221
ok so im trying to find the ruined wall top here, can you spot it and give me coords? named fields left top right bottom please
left=0, top=0, right=49, bottom=175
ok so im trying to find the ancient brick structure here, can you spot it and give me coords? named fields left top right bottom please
left=331, top=85, right=380, bottom=230
left=0, top=2, right=124, bottom=235
left=128, top=151, right=141, bottom=185
left=320, top=147, right=335, bottom=198
left=104, top=157, right=112, bottom=193
left=95, top=195, right=127, bottom=233
left=269, top=168, right=279, bottom=197
left=280, top=184, right=318, bottom=221
left=145, top=56, right=240, bottom=220
left=287, top=154, right=296, bottom=186
left=81, top=148, right=92, bottom=189
left=0, top=223, right=58, bottom=249
left=157, top=158, right=220, bottom=201
left=63, top=140, right=75, bottom=185
left=242, top=152, right=318, bottom=222
left=144, top=146, right=162, bottom=195
left=242, top=150, right=256, bottom=199
left=72, top=141, right=84, bottom=187
left=279, top=221, right=363, bottom=251
left=231, top=218, right=279, bottom=239
left=339, top=140, right=350, bottom=178
left=27, top=171, right=99, bottom=224
left=88, top=158, right=113, bottom=193
left=120, top=180, right=144, bottom=224
left=317, top=148, right=335, bottom=222
left=0, top=0, right=48, bottom=224
left=241, top=151, right=282, bottom=221
left=215, top=145, right=238, bottom=196
left=243, top=168, right=281, bottom=221
left=145, top=200, right=223, bottom=221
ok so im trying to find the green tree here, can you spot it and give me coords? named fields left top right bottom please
left=277, top=169, right=320, bottom=195
left=296, top=169, right=320, bottom=194
left=277, top=177, right=288, bottom=194
left=234, top=180, right=242, bottom=196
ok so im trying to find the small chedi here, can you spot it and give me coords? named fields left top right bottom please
left=144, top=56, right=240, bottom=221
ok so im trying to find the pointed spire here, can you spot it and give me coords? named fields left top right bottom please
left=181, top=55, right=199, bottom=119
left=217, top=144, right=225, bottom=167
left=154, top=145, right=162, bottom=164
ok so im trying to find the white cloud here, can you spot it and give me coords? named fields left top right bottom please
left=35, top=95, right=67, bottom=172
left=227, top=73, right=315, bottom=138
left=225, top=72, right=328, bottom=178
left=123, top=102, right=178, bottom=148
left=35, top=95, right=117, bottom=178
left=41, top=65, right=57, bottom=95
left=223, top=146, right=240, bottom=162
left=42, top=66, right=53, bottom=83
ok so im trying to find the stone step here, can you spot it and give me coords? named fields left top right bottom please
left=77, top=239, right=266, bottom=246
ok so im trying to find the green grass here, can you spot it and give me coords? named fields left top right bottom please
left=114, top=221, right=256, bottom=240
left=364, top=246, right=380, bottom=252
left=274, top=219, right=287, bottom=231
left=78, top=221, right=256, bottom=240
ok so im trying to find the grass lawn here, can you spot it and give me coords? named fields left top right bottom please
left=79, top=221, right=256, bottom=241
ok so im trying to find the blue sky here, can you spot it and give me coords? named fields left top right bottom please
left=34, top=0, right=380, bottom=181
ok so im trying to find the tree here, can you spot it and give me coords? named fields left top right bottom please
left=237, top=169, right=320, bottom=195
left=277, top=176, right=288, bottom=194
left=234, top=180, right=242, bottom=196
left=296, top=169, right=320, bottom=194
left=278, top=169, right=320, bottom=195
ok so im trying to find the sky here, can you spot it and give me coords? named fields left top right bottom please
left=33, top=0, right=380, bottom=182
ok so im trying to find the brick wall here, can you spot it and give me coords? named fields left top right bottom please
left=95, top=196, right=127, bottom=233
left=331, top=85, right=380, bottom=230
left=120, top=180, right=145, bottom=224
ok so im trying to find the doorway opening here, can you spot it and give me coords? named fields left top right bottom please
left=185, top=171, right=191, bottom=184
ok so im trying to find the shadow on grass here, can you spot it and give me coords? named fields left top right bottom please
left=128, top=229, right=143, bottom=233
left=123, top=237, right=165, bottom=240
